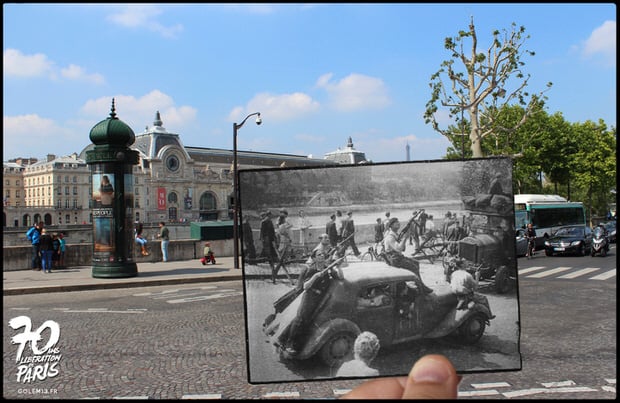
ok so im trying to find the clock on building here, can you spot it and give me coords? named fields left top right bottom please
left=166, top=155, right=180, bottom=172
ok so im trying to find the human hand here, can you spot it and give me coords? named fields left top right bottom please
left=340, top=354, right=461, bottom=400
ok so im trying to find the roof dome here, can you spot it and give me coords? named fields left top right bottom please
left=89, top=99, right=135, bottom=146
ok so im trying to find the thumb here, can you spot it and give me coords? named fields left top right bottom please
left=401, top=354, right=461, bottom=399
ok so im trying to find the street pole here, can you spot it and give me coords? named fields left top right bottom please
left=461, top=108, right=465, bottom=159
left=232, top=112, right=261, bottom=269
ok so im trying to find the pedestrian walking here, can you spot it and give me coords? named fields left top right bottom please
left=340, top=211, right=361, bottom=257
left=297, top=209, right=312, bottom=246
left=242, top=216, right=256, bottom=260
left=259, top=211, right=278, bottom=272
left=39, top=228, right=54, bottom=273
left=26, top=221, right=43, bottom=270
left=157, top=221, right=170, bottom=262
left=273, top=210, right=294, bottom=284
left=51, top=233, right=61, bottom=269
left=326, top=214, right=339, bottom=248
left=374, top=218, right=384, bottom=243
left=58, top=233, right=66, bottom=268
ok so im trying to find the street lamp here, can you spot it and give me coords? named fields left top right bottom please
left=232, top=112, right=261, bottom=269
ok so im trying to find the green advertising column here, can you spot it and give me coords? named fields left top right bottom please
left=86, top=99, right=139, bottom=278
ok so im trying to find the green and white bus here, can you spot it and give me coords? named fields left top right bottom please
left=514, top=194, right=586, bottom=247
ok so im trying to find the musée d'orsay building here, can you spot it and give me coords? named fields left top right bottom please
left=3, top=111, right=367, bottom=228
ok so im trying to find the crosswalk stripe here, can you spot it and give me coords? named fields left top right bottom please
left=526, top=267, right=572, bottom=278
left=518, top=266, right=547, bottom=274
left=557, top=268, right=600, bottom=279
left=589, top=269, right=616, bottom=280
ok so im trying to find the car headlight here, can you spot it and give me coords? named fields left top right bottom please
left=570, top=241, right=581, bottom=246
left=544, top=241, right=550, bottom=246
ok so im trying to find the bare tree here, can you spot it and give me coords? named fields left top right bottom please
left=424, top=16, right=552, bottom=158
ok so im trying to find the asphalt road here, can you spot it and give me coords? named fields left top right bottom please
left=3, top=246, right=616, bottom=399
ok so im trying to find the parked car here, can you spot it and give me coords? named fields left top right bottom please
left=602, top=221, right=616, bottom=243
left=263, top=262, right=494, bottom=368
left=544, top=225, right=593, bottom=256
left=515, top=229, right=529, bottom=257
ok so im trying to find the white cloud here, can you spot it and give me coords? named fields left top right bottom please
left=582, top=20, right=616, bottom=67
left=80, top=90, right=197, bottom=131
left=316, top=72, right=391, bottom=111
left=3, top=49, right=54, bottom=78
left=61, top=64, right=105, bottom=85
left=3, top=48, right=105, bottom=84
left=3, top=114, right=79, bottom=159
left=106, top=5, right=183, bottom=39
left=229, top=92, right=320, bottom=122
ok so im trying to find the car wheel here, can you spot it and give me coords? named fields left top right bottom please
left=579, top=243, right=586, bottom=257
left=318, top=331, right=356, bottom=368
left=545, top=249, right=552, bottom=257
left=458, top=313, right=486, bottom=345
left=494, top=266, right=511, bottom=294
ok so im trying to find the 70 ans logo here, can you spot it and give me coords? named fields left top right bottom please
left=8, top=316, right=61, bottom=383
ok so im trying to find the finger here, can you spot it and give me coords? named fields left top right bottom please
left=402, top=354, right=461, bottom=399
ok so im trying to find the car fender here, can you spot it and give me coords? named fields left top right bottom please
left=298, top=318, right=361, bottom=359
left=423, top=294, right=494, bottom=339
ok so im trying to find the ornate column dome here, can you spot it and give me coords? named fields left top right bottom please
left=89, top=98, right=135, bottom=146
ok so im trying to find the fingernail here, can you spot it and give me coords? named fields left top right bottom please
left=410, top=356, right=451, bottom=384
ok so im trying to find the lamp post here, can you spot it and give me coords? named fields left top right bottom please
left=232, top=112, right=261, bottom=269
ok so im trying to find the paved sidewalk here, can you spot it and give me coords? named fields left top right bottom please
left=2, top=257, right=310, bottom=296
left=3, top=257, right=250, bottom=296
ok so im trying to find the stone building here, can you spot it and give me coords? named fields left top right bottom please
left=4, top=111, right=356, bottom=228
left=4, top=153, right=91, bottom=227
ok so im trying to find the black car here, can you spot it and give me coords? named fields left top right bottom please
left=544, top=225, right=593, bottom=256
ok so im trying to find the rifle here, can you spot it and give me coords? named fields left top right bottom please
left=303, top=254, right=347, bottom=290
left=397, top=213, right=419, bottom=242
left=327, top=231, right=356, bottom=257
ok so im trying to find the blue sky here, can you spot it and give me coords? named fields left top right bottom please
left=3, top=3, right=616, bottom=163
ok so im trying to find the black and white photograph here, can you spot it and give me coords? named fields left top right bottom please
left=239, top=157, right=522, bottom=384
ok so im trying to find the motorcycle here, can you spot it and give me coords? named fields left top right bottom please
left=591, top=226, right=609, bottom=257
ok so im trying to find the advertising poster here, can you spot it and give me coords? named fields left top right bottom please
left=92, top=173, right=116, bottom=258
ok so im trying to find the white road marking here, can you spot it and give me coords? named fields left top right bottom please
left=541, top=380, right=575, bottom=387
left=526, top=266, right=572, bottom=278
left=502, top=386, right=598, bottom=398
left=459, top=389, right=500, bottom=397
left=471, top=382, right=511, bottom=388
left=59, top=308, right=146, bottom=314
left=263, top=391, right=300, bottom=398
left=589, top=269, right=616, bottom=280
left=518, top=266, right=546, bottom=274
left=333, top=389, right=351, bottom=396
left=167, top=291, right=243, bottom=304
left=133, top=285, right=218, bottom=297
left=557, top=268, right=600, bottom=279
left=181, top=393, right=222, bottom=399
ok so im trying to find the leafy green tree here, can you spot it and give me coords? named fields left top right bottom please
left=570, top=120, right=616, bottom=223
left=424, top=16, right=552, bottom=158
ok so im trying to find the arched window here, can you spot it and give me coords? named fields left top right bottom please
left=200, top=192, right=217, bottom=210
left=199, top=192, right=218, bottom=221
left=168, top=192, right=178, bottom=205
